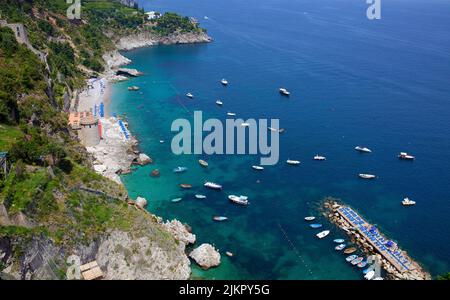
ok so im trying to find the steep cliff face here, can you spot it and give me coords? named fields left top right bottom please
left=115, top=31, right=212, bottom=51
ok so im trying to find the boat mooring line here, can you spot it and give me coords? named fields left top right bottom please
left=277, top=221, right=315, bottom=278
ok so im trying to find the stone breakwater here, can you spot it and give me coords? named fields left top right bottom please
left=323, top=200, right=431, bottom=280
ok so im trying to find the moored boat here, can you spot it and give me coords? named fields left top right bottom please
left=344, top=247, right=357, bottom=254
left=398, top=152, right=415, bottom=160
left=402, top=197, right=416, bottom=206
left=333, top=239, right=345, bottom=243
left=279, top=87, right=290, bottom=96
left=286, top=159, right=300, bottom=165
left=364, top=270, right=375, bottom=280
left=195, top=194, right=207, bottom=199
left=151, top=169, right=160, bottom=177
left=358, top=173, right=376, bottom=179
left=252, top=165, right=264, bottom=171
left=313, top=155, right=326, bottom=161
left=199, top=159, right=209, bottom=167
left=241, top=122, right=251, bottom=127
left=128, top=86, right=139, bottom=91
left=310, top=223, right=322, bottom=229
left=213, top=216, right=228, bottom=222
left=171, top=197, right=183, bottom=203
left=216, top=100, right=223, bottom=106
left=227, top=112, right=236, bottom=117
left=351, top=257, right=364, bottom=265
left=357, top=260, right=368, bottom=268
left=225, top=251, right=234, bottom=257
left=221, top=79, right=228, bottom=86
left=355, top=146, right=372, bottom=153
left=228, top=195, right=249, bottom=205
left=335, top=244, right=346, bottom=251
left=180, top=184, right=192, bottom=189
left=346, top=254, right=358, bottom=262
left=204, top=181, right=222, bottom=190
left=304, top=216, right=316, bottom=221
left=186, top=92, right=194, bottom=98
left=316, top=230, right=330, bottom=239
left=173, top=166, right=188, bottom=173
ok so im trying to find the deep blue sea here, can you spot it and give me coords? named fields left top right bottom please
left=109, top=0, right=450, bottom=279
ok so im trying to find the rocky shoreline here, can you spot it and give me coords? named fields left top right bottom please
left=79, top=30, right=219, bottom=279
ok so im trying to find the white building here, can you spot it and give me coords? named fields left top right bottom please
left=145, top=11, right=160, bottom=20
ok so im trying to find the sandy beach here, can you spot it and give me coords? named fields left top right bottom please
left=77, top=77, right=111, bottom=114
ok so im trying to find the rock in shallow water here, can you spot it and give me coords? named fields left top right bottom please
left=189, top=243, right=221, bottom=270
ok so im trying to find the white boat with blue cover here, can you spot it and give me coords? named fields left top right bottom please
left=195, top=194, right=207, bottom=199
left=333, top=239, right=345, bottom=243
left=346, top=255, right=358, bottom=262
left=173, top=166, right=188, bottom=173
left=310, top=223, right=322, bottom=229
left=304, top=216, right=315, bottom=221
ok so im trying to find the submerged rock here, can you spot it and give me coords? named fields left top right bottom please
left=189, top=243, right=221, bottom=270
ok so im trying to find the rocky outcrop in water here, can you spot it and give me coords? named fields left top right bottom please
left=189, top=243, right=221, bottom=270
left=162, top=220, right=196, bottom=245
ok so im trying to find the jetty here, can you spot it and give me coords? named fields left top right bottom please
left=324, top=200, right=431, bottom=280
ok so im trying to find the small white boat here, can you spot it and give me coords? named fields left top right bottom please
left=358, top=173, right=376, bottom=179
left=373, top=277, right=384, bottom=280
left=171, top=197, right=183, bottom=203
left=335, top=244, right=346, bottom=251
left=333, top=239, right=345, bottom=243
left=199, top=159, right=209, bottom=168
left=216, top=100, right=223, bottom=106
left=186, top=93, right=194, bottom=98
left=355, top=146, right=372, bottom=153
left=204, top=181, right=223, bottom=190
left=241, top=122, right=251, bottom=127
left=159, top=140, right=165, bottom=144
left=279, top=87, right=290, bottom=96
left=313, top=155, right=326, bottom=161
left=304, top=216, right=315, bottom=221
left=225, top=251, right=234, bottom=257
left=173, top=166, right=188, bottom=173
left=252, top=165, right=264, bottom=171
left=227, top=112, right=236, bottom=117
left=213, top=216, right=228, bottom=222
left=221, top=79, right=228, bottom=86
left=228, top=195, right=249, bottom=205
left=204, top=16, right=209, bottom=20
left=316, top=230, right=330, bottom=239
left=195, top=194, right=207, bottom=199
left=286, top=159, right=300, bottom=165
left=398, top=152, right=415, bottom=160
left=402, top=197, right=416, bottom=206
left=364, top=270, right=375, bottom=280
left=268, top=127, right=278, bottom=132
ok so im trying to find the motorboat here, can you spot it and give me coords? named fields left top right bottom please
left=398, top=152, right=415, bottom=160
left=128, top=86, right=139, bottom=91
left=364, top=270, right=375, bottom=280
left=173, top=166, right=188, bottom=173
left=171, top=197, right=183, bottom=203
left=304, top=216, right=316, bottom=221
left=373, top=277, right=384, bottom=280
left=159, top=140, right=165, bottom=144
left=402, top=197, right=416, bottom=206
left=227, top=112, right=236, bottom=117
left=355, top=146, right=372, bottom=153
left=344, top=247, right=357, bottom=254
left=333, top=239, right=345, bottom=243
left=278, top=128, right=285, bottom=133
left=346, top=255, right=358, bottom=262
left=180, top=184, right=192, bottom=189
left=225, top=251, right=234, bottom=257
left=279, top=87, right=290, bottom=96
left=216, top=100, right=223, bottom=106
left=186, top=93, right=194, bottom=98
left=241, top=122, right=251, bottom=127
left=286, top=159, right=300, bottom=165
left=252, top=165, right=264, bottom=171
left=195, top=194, right=207, bottom=199
left=221, top=79, right=228, bottom=86
left=335, top=244, right=346, bottom=251
left=228, top=195, right=249, bottom=205
left=151, top=169, right=160, bottom=177
left=316, top=230, right=330, bottom=239
left=199, top=159, right=209, bottom=167
left=357, top=261, right=368, bottom=268
left=310, top=224, right=322, bottom=229
left=204, top=181, right=223, bottom=190
left=268, top=127, right=278, bottom=132
left=313, top=155, right=326, bottom=161
left=358, top=173, right=376, bottom=179
left=213, top=216, right=228, bottom=221
left=351, top=257, right=364, bottom=265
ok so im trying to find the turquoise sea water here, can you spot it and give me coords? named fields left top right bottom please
left=109, top=0, right=450, bottom=279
